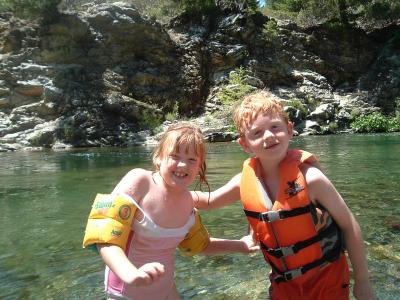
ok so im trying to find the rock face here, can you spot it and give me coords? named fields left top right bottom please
left=0, top=2, right=399, bottom=151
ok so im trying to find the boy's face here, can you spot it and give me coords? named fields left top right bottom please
left=238, top=112, right=293, bottom=162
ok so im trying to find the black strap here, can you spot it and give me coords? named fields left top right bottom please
left=243, top=204, right=312, bottom=222
left=271, top=245, right=343, bottom=283
left=261, top=221, right=338, bottom=258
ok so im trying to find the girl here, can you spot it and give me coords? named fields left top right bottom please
left=90, top=122, right=258, bottom=300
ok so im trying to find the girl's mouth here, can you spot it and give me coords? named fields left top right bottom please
left=173, top=172, right=187, bottom=178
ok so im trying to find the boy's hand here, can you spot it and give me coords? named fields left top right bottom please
left=353, top=279, right=376, bottom=300
left=239, top=234, right=260, bottom=253
left=129, top=262, right=165, bottom=286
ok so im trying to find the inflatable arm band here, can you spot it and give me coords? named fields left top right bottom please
left=82, top=193, right=137, bottom=250
left=178, top=209, right=210, bottom=256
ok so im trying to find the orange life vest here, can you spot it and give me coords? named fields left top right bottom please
left=240, top=149, right=343, bottom=284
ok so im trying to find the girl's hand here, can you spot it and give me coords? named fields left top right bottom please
left=239, top=234, right=260, bottom=253
left=129, top=262, right=165, bottom=286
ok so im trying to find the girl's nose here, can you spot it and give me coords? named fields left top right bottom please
left=177, top=160, right=187, bottom=167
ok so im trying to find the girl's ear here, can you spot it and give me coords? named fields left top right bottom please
left=154, top=157, right=161, bottom=170
left=238, top=136, right=252, bottom=154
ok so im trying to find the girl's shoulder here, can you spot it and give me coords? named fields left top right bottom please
left=113, top=168, right=153, bottom=199
left=125, top=168, right=153, bottom=180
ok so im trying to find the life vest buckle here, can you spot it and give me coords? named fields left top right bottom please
left=259, top=210, right=281, bottom=222
left=283, top=268, right=302, bottom=281
left=278, top=246, right=295, bottom=257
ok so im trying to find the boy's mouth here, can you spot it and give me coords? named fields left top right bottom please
left=264, top=142, right=279, bottom=149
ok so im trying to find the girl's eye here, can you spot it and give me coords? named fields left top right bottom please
left=189, top=158, right=198, bottom=163
left=169, top=154, right=179, bottom=159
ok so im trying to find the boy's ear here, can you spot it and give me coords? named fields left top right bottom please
left=238, top=136, right=252, bottom=154
left=288, top=122, right=294, bottom=138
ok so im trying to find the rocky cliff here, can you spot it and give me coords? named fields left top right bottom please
left=0, top=2, right=399, bottom=151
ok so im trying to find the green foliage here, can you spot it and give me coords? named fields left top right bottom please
left=364, top=1, right=400, bottom=20
left=395, top=97, right=400, bottom=119
left=262, top=0, right=400, bottom=26
left=138, top=109, right=162, bottom=131
left=203, top=114, right=212, bottom=125
left=172, top=0, right=258, bottom=15
left=263, top=19, right=279, bottom=43
left=218, top=67, right=253, bottom=105
left=0, top=0, right=60, bottom=23
left=165, top=102, right=180, bottom=122
left=289, top=98, right=308, bottom=116
left=350, top=112, right=400, bottom=133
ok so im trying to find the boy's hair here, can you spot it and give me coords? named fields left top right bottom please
left=233, top=90, right=289, bottom=136
left=152, top=122, right=208, bottom=187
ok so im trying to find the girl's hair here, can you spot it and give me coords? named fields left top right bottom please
left=152, top=122, right=209, bottom=189
left=233, top=90, right=289, bottom=136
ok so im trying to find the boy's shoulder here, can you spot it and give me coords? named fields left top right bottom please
left=300, top=163, right=325, bottom=183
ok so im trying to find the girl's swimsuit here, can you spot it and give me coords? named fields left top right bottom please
left=105, top=197, right=195, bottom=300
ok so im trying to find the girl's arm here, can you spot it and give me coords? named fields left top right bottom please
left=200, top=234, right=259, bottom=255
left=98, top=244, right=165, bottom=286
left=192, top=173, right=242, bottom=210
left=304, top=165, right=376, bottom=300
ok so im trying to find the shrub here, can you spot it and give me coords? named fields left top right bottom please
left=0, top=0, right=60, bottom=23
left=289, top=98, right=308, bottom=116
left=351, top=112, right=400, bottom=133
left=138, top=109, right=162, bottom=131
left=165, top=102, right=180, bottom=122
left=263, top=19, right=279, bottom=43
left=218, top=67, right=253, bottom=105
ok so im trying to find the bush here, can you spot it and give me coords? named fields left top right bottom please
left=218, top=67, right=253, bottom=105
left=263, top=19, right=279, bottom=43
left=289, top=98, right=308, bottom=116
left=0, top=0, right=60, bottom=23
left=138, top=109, right=162, bottom=131
left=351, top=112, right=400, bottom=133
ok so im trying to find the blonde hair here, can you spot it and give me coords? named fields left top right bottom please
left=152, top=122, right=208, bottom=188
left=233, top=90, right=289, bottom=136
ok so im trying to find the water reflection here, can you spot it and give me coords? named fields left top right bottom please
left=0, top=134, right=399, bottom=299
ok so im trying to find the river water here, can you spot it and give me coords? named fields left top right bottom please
left=0, top=134, right=399, bottom=299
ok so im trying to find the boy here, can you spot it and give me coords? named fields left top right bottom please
left=194, top=91, right=375, bottom=299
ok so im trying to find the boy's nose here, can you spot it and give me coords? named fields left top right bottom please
left=263, top=130, right=274, bottom=139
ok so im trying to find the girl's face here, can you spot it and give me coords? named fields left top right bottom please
left=158, top=143, right=202, bottom=190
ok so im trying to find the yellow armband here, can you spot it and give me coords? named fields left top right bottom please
left=178, top=209, right=210, bottom=256
left=82, top=193, right=137, bottom=250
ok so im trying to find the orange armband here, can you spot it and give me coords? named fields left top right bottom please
left=82, top=193, right=137, bottom=250
left=178, top=209, right=210, bottom=256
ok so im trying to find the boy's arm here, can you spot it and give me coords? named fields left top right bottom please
left=98, top=243, right=165, bottom=286
left=192, top=173, right=242, bottom=210
left=304, top=165, right=375, bottom=300
left=200, top=234, right=259, bottom=255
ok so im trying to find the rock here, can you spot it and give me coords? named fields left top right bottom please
left=0, top=4, right=399, bottom=149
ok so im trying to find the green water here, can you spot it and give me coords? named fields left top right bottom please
left=0, top=134, right=399, bottom=299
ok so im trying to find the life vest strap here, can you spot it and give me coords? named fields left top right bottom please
left=243, top=204, right=312, bottom=222
left=271, top=244, right=342, bottom=283
left=261, top=221, right=338, bottom=258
